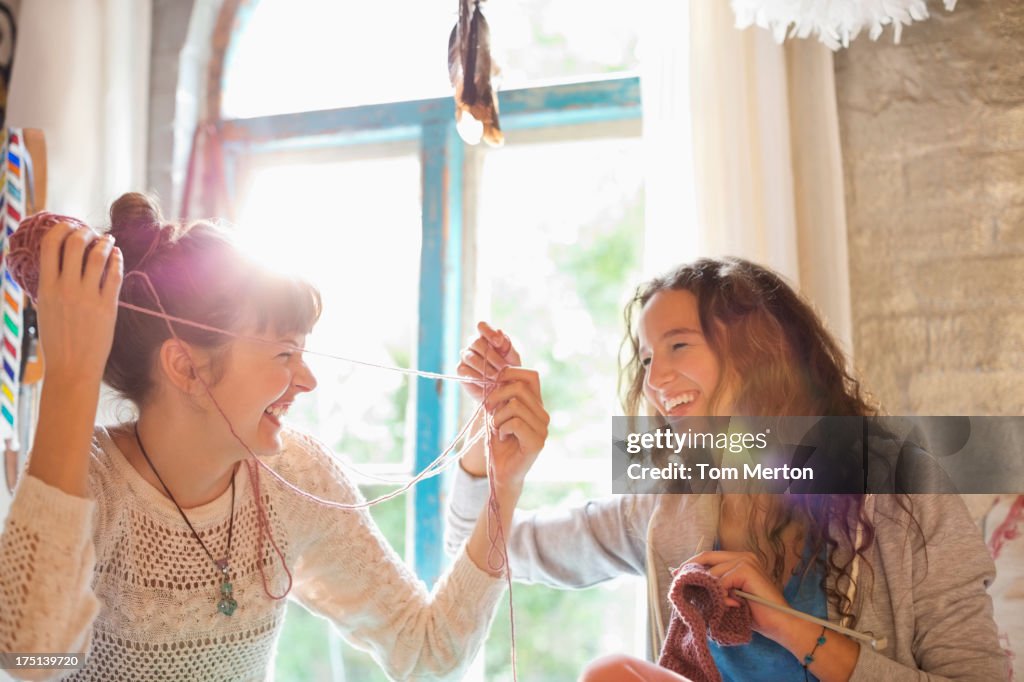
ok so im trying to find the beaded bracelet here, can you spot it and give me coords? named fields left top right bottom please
left=802, top=625, right=827, bottom=681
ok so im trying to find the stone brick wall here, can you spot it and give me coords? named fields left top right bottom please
left=834, top=0, right=1024, bottom=416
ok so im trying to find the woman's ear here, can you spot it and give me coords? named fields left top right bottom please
left=158, top=339, right=209, bottom=395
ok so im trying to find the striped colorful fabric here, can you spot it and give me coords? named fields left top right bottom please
left=0, top=129, right=25, bottom=442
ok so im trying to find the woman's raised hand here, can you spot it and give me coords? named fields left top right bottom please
left=457, top=321, right=521, bottom=403
left=461, top=348, right=550, bottom=575
left=481, top=366, right=549, bottom=493
left=455, top=321, right=547, bottom=483
left=36, top=222, right=123, bottom=387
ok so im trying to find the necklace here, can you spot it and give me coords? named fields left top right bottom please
left=134, top=423, right=239, bottom=616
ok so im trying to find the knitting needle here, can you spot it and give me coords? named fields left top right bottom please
left=686, top=535, right=886, bottom=650
left=732, top=589, right=888, bottom=651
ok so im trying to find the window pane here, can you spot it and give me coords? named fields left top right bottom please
left=482, top=482, right=642, bottom=681
left=476, top=130, right=645, bottom=473
left=239, top=152, right=422, bottom=679
left=222, top=0, right=639, bottom=119
left=474, top=129, right=646, bottom=679
left=223, top=0, right=456, bottom=118
left=234, top=151, right=421, bottom=469
left=487, top=0, right=640, bottom=88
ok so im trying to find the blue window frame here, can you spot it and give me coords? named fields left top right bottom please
left=218, top=77, right=641, bottom=585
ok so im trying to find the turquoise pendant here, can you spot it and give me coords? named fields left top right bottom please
left=216, top=565, right=237, bottom=616
left=217, top=595, right=237, bottom=616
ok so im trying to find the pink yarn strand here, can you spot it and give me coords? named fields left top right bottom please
left=483, top=398, right=518, bottom=682
left=338, top=425, right=486, bottom=485
left=246, top=458, right=293, bottom=600
left=116, top=301, right=485, bottom=386
left=251, top=397, right=487, bottom=511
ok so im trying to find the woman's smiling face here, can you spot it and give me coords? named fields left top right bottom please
left=204, top=331, right=318, bottom=456
left=638, top=289, right=730, bottom=417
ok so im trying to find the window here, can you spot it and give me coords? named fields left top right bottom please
left=469, top=123, right=646, bottom=678
left=235, top=147, right=422, bottom=474
left=221, top=0, right=639, bottom=119
left=217, top=1, right=644, bottom=678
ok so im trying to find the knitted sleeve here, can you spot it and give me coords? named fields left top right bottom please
left=281, top=433, right=507, bottom=682
left=850, top=494, right=1008, bottom=682
left=445, top=465, right=654, bottom=588
left=0, top=475, right=101, bottom=681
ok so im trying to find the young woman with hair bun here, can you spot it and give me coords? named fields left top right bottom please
left=0, top=192, right=550, bottom=681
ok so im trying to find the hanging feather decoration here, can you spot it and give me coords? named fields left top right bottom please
left=731, top=0, right=958, bottom=50
left=448, top=0, right=503, bottom=147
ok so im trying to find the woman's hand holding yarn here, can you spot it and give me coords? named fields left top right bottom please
left=482, top=367, right=548, bottom=495
left=35, top=220, right=123, bottom=387
left=457, top=320, right=520, bottom=402
left=457, top=321, right=527, bottom=478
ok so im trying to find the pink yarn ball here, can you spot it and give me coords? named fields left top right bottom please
left=7, top=212, right=98, bottom=302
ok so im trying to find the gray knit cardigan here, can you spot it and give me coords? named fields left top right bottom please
left=446, top=469, right=1008, bottom=681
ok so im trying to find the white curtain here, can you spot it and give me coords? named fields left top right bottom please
left=640, top=0, right=853, bottom=353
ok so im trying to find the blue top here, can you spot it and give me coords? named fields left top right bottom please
left=708, top=541, right=827, bottom=682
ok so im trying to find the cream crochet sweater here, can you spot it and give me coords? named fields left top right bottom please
left=0, top=427, right=505, bottom=681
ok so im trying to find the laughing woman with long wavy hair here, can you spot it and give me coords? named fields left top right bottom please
left=446, top=257, right=1006, bottom=682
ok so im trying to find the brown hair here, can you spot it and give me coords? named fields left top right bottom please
left=620, top=257, right=875, bottom=418
left=619, top=257, right=881, bottom=624
left=103, top=192, right=322, bottom=407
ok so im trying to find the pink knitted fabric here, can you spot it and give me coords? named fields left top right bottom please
left=658, top=563, right=753, bottom=682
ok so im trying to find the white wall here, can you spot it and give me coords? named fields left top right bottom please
left=0, top=0, right=151, bottom=549
left=7, top=0, right=151, bottom=222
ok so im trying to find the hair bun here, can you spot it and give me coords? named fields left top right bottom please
left=109, top=192, right=163, bottom=236
left=108, top=192, right=174, bottom=272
